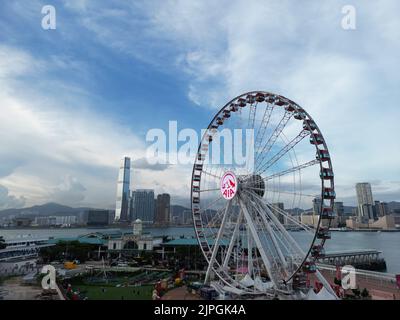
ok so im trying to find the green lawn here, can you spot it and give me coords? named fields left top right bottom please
left=76, top=284, right=154, bottom=300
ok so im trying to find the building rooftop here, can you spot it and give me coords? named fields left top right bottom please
left=163, top=238, right=229, bottom=246
left=47, top=236, right=106, bottom=245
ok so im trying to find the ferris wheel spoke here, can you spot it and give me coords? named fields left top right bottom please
left=202, top=169, right=223, bottom=181
left=254, top=110, right=292, bottom=165
left=206, top=205, right=229, bottom=227
left=258, top=159, right=319, bottom=183
left=246, top=194, right=289, bottom=272
left=256, top=130, right=311, bottom=175
left=247, top=102, right=258, bottom=129
left=254, top=104, right=274, bottom=157
left=243, top=189, right=313, bottom=234
left=199, top=195, right=225, bottom=214
left=245, top=102, right=258, bottom=174
left=252, top=201, right=302, bottom=267
left=246, top=186, right=317, bottom=199
left=248, top=193, right=302, bottom=267
left=263, top=199, right=314, bottom=234
left=253, top=195, right=306, bottom=259
left=199, top=188, right=221, bottom=193
left=238, top=194, right=279, bottom=289
left=245, top=158, right=318, bottom=198
left=222, top=208, right=243, bottom=269
left=204, top=200, right=232, bottom=284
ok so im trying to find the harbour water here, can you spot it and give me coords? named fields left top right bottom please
left=1, top=227, right=400, bottom=274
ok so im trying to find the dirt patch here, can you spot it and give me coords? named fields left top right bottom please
left=161, top=286, right=203, bottom=300
left=0, top=277, right=43, bottom=300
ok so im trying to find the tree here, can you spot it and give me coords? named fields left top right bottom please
left=334, top=277, right=342, bottom=286
left=361, top=288, right=370, bottom=299
left=352, top=288, right=361, bottom=298
left=39, top=240, right=98, bottom=263
left=0, top=236, right=6, bottom=249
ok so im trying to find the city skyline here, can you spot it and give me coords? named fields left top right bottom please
left=0, top=1, right=399, bottom=210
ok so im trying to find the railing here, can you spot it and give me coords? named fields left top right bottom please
left=317, top=263, right=398, bottom=291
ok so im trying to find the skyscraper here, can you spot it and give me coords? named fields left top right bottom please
left=155, top=193, right=171, bottom=225
left=312, top=197, right=322, bottom=216
left=87, top=210, right=110, bottom=226
left=115, top=157, right=131, bottom=222
left=356, top=183, right=374, bottom=222
left=131, top=189, right=155, bottom=223
left=334, top=201, right=345, bottom=225
left=333, top=202, right=344, bottom=217
left=373, top=201, right=389, bottom=218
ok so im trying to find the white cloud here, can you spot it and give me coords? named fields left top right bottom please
left=0, top=184, right=26, bottom=210
left=0, top=45, right=147, bottom=208
left=0, top=44, right=200, bottom=208
left=50, top=175, right=86, bottom=204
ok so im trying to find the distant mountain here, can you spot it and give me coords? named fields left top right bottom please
left=388, top=201, right=400, bottom=212
left=0, top=202, right=101, bottom=218
left=170, top=205, right=190, bottom=217
left=341, top=202, right=400, bottom=214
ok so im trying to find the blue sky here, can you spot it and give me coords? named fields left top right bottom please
left=0, top=0, right=399, bottom=209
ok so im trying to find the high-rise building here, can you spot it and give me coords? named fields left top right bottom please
left=131, top=189, right=155, bottom=223
left=312, top=197, right=322, bottom=216
left=373, top=201, right=389, bottom=218
left=356, top=183, right=374, bottom=222
left=272, top=203, right=285, bottom=225
left=333, top=201, right=345, bottom=225
left=155, top=193, right=171, bottom=225
left=115, top=157, right=131, bottom=222
left=333, top=202, right=344, bottom=216
left=87, top=210, right=110, bottom=226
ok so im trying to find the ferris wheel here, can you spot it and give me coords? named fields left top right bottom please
left=190, top=91, right=338, bottom=299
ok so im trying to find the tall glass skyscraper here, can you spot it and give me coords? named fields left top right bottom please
left=115, top=157, right=131, bottom=221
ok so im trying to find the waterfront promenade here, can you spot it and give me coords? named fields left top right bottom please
left=318, top=264, right=400, bottom=300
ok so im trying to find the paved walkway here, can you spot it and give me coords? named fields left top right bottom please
left=316, top=269, right=400, bottom=300
left=161, top=286, right=202, bottom=300
left=0, top=277, right=43, bottom=300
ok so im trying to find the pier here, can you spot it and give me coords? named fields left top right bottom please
left=317, top=249, right=386, bottom=271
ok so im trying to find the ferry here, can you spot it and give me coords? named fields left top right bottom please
left=0, top=236, right=53, bottom=277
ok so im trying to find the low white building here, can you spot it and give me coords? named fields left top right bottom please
left=108, top=239, right=125, bottom=251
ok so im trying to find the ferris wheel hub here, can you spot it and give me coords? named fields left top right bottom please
left=220, top=171, right=238, bottom=200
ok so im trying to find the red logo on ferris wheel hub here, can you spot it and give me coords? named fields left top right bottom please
left=221, top=172, right=238, bottom=200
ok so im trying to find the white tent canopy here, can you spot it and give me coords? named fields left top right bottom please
left=306, top=287, right=337, bottom=300
left=239, top=274, right=255, bottom=287
left=254, top=276, right=274, bottom=291
left=222, top=285, right=245, bottom=295
left=316, top=287, right=337, bottom=300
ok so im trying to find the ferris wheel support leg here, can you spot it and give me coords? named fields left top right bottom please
left=222, top=210, right=243, bottom=269
left=204, top=200, right=232, bottom=285
left=259, top=198, right=306, bottom=257
left=315, top=269, right=339, bottom=300
left=238, top=196, right=278, bottom=289
left=255, top=202, right=289, bottom=272
left=247, top=224, right=254, bottom=277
